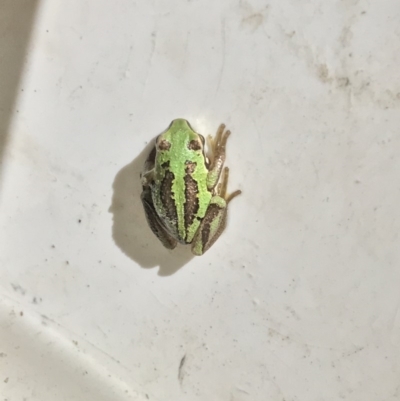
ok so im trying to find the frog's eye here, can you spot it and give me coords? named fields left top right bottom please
left=158, top=139, right=171, bottom=151
left=188, top=139, right=202, bottom=150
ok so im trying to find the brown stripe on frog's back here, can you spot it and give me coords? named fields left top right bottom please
left=183, top=161, right=199, bottom=236
left=200, top=203, right=226, bottom=250
left=159, top=161, right=178, bottom=228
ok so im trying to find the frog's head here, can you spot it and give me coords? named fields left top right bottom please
left=156, top=119, right=205, bottom=152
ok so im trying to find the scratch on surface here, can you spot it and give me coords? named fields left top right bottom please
left=122, top=45, right=134, bottom=78
left=236, top=386, right=250, bottom=395
left=215, top=19, right=226, bottom=96
left=141, top=31, right=157, bottom=97
left=178, top=354, right=186, bottom=384
left=149, top=289, right=169, bottom=308
left=96, top=324, right=109, bottom=339
left=181, top=31, right=190, bottom=71
left=389, top=300, right=400, bottom=336
left=312, top=161, right=320, bottom=184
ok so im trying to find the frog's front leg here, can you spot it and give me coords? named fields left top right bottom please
left=206, top=123, right=231, bottom=190
left=141, top=186, right=178, bottom=250
left=191, top=167, right=241, bottom=255
left=140, top=146, right=156, bottom=187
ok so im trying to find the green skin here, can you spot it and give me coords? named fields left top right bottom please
left=141, top=119, right=240, bottom=255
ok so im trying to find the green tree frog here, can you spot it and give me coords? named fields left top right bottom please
left=141, top=119, right=241, bottom=255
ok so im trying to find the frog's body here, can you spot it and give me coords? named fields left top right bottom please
left=141, top=119, right=241, bottom=255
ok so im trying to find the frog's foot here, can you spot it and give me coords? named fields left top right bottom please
left=140, top=145, right=156, bottom=187
left=141, top=169, right=155, bottom=188
left=191, top=167, right=241, bottom=256
left=207, top=123, right=229, bottom=159
left=206, top=124, right=231, bottom=190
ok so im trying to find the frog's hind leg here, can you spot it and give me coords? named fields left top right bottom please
left=141, top=187, right=178, bottom=250
left=191, top=167, right=241, bottom=255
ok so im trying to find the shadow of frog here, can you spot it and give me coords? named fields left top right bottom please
left=109, top=140, right=194, bottom=276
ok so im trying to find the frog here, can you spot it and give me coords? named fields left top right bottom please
left=140, top=118, right=241, bottom=255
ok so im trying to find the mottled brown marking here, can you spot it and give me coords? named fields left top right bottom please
left=161, top=161, right=170, bottom=169
left=185, top=160, right=196, bottom=173
left=158, top=139, right=171, bottom=150
left=188, top=139, right=201, bottom=150
left=184, top=162, right=199, bottom=232
left=160, top=170, right=177, bottom=224
left=141, top=187, right=177, bottom=249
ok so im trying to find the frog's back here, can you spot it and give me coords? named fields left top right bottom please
left=152, top=120, right=212, bottom=243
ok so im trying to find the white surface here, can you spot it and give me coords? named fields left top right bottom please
left=1, top=0, right=400, bottom=400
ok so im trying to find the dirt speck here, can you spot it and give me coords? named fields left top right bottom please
left=318, top=64, right=330, bottom=83
left=242, top=13, right=265, bottom=31
left=337, top=77, right=350, bottom=87
left=11, top=283, right=26, bottom=295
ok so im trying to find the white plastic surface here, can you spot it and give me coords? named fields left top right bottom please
left=1, top=0, right=400, bottom=400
